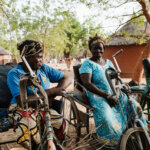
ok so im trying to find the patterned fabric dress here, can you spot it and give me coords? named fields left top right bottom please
left=80, top=59, right=147, bottom=146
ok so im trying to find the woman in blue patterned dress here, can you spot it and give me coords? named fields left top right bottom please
left=79, top=35, right=147, bottom=147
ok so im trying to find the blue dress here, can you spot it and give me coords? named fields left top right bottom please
left=80, top=59, right=147, bottom=146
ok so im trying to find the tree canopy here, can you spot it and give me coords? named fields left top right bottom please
left=0, top=0, right=149, bottom=60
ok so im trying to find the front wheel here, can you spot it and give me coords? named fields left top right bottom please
left=120, top=127, right=150, bottom=150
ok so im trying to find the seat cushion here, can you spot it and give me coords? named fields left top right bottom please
left=143, top=58, right=150, bottom=79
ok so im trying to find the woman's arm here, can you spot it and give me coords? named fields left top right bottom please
left=80, top=73, right=118, bottom=107
left=80, top=73, right=109, bottom=98
left=46, top=72, right=72, bottom=96
left=15, top=72, right=72, bottom=107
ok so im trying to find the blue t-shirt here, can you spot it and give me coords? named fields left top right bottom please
left=7, top=63, right=64, bottom=104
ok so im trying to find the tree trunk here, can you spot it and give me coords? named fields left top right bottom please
left=64, top=50, right=70, bottom=58
left=132, top=40, right=150, bottom=83
left=137, top=0, right=150, bottom=23
left=42, top=27, right=48, bottom=59
left=133, top=0, right=150, bottom=83
left=64, top=50, right=73, bottom=70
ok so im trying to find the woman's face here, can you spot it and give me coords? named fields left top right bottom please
left=26, top=52, right=43, bottom=70
left=90, top=42, right=104, bottom=58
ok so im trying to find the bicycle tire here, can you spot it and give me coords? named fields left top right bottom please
left=64, top=98, right=81, bottom=148
left=120, top=127, right=150, bottom=150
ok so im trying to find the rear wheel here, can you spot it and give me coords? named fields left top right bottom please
left=120, top=127, right=150, bottom=150
left=63, top=98, right=81, bottom=149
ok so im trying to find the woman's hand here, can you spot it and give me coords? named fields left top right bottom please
left=51, top=87, right=65, bottom=96
left=106, top=95, right=118, bottom=107
left=47, top=87, right=65, bottom=96
left=48, top=139, right=56, bottom=150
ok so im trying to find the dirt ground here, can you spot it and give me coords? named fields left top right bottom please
left=0, top=62, right=147, bottom=150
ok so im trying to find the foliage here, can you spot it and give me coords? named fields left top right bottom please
left=3, top=0, right=149, bottom=58
left=0, top=0, right=104, bottom=59
left=74, top=0, right=150, bottom=44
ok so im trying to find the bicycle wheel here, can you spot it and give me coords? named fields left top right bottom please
left=120, top=127, right=150, bottom=150
left=64, top=98, right=81, bottom=149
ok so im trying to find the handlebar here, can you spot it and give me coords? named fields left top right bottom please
left=62, top=90, right=72, bottom=98
left=20, top=46, right=54, bottom=142
left=105, top=49, right=127, bottom=97
left=21, top=46, right=36, bottom=78
left=112, top=49, right=123, bottom=57
left=113, top=49, right=123, bottom=73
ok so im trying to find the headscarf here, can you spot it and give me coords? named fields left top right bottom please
left=17, top=40, right=43, bottom=57
left=88, top=34, right=105, bottom=50
left=90, top=39, right=105, bottom=49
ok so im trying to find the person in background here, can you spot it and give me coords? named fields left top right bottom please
left=79, top=34, right=147, bottom=147
left=7, top=40, right=72, bottom=150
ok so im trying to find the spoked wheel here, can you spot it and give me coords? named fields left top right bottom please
left=63, top=98, right=81, bottom=149
left=120, top=127, right=150, bottom=150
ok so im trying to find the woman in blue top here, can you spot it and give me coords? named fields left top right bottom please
left=79, top=35, right=147, bottom=146
left=7, top=40, right=72, bottom=150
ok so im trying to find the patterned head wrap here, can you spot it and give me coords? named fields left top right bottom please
left=17, top=40, right=43, bottom=57
left=88, top=34, right=105, bottom=50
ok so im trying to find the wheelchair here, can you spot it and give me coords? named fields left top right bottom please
left=0, top=54, right=91, bottom=149
left=62, top=64, right=95, bottom=149
left=0, top=72, right=65, bottom=150
left=0, top=50, right=65, bottom=150
left=63, top=50, right=150, bottom=150
left=1, top=52, right=150, bottom=150
left=130, top=58, right=150, bottom=121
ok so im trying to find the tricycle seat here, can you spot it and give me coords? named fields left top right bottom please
left=73, top=64, right=91, bottom=106
left=130, top=85, right=147, bottom=92
left=143, top=58, right=150, bottom=86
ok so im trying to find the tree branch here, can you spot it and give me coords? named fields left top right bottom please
left=109, top=0, right=137, bottom=8
left=113, top=0, right=129, bottom=8
left=137, top=0, right=150, bottom=23
left=107, top=13, right=143, bottom=40
left=141, top=21, right=148, bottom=39
left=114, top=9, right=142, bottom=17
left=0, top=4, right=9, bottom=20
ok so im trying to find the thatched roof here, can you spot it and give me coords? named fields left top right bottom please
left=107, top=21, right=150, bottom=46
left=0, top=46, right=11, bottom=55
